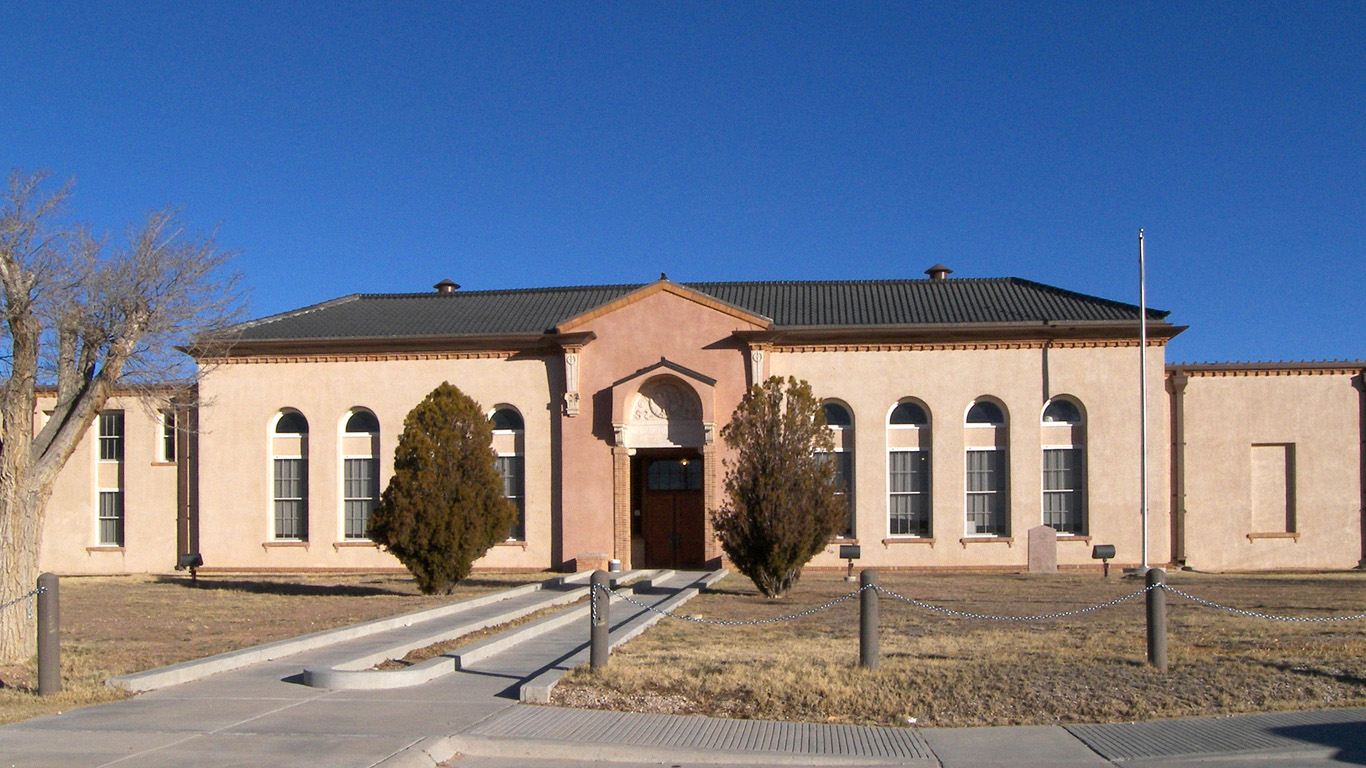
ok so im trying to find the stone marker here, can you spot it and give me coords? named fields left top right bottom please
left=1028, top=525, right=1057, bottom=573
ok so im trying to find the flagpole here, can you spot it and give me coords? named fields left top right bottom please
left=1139, top=229, right=1149, bottom=572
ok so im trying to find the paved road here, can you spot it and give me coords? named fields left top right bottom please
left=1, top=571, right=1362, bottom=767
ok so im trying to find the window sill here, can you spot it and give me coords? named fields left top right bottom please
left=829, top=538, right=859, bottom=546
left=86, top=546, right=124, bottom=553
left=497, top=540, right=530, bottom=550
left=1057, top=534, right=1092, bottom=543
left=150, top=461, right=176, bottom=467
left=959, top=536, right=1014, bottom=548
left=333, top=540, right=377, bottom=549
left=883, top=537, right=935, bottom=546
left=262, top=541, right=310, bottom=550
left=1247, top=532, right=1300, bottom=541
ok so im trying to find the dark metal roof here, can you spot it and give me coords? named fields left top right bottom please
left=227, top=278, right=1169, bottom=342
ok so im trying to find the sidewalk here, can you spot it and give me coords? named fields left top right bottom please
left=1, top=572, right=1363, bottom=768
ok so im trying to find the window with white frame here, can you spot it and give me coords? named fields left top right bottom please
left=888, top=400, right=931, bottom=536
left=1041, top=398, right=1085, bottom=534
left=1042, top=399, right=1081, bottom=424
left=819, top=402, right=855, bottom=537
left=491, top=407, right=525, bottom=540
left=159, top=410, right=177, bottom=463
left=342, top=410, right=380, bottom=540
left=98, top=489, right=124, bottom=546
left=272, top=411, right=309, bottom=540
left=97, top=410, right=126, bottom=546
left=965, top=449, right=1007, bottom=535
left=342, top=458, right=377, bottom=539
left=1042, top=448, right=1084, bottom=533
left=964, top=398, right=1008, bottom=536
left=966, top=401, right=1005, bottom=426
left=496, top=455, right=525, bottom=540
left=99, top=411, right=124, bottom=461
left=889, top=451, right=930, bottom=535
left=273, top=459, right=306, bottom=539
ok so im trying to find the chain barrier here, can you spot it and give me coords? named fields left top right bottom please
left=1159, top=584, right=1366, bottom=623
left=594, top=580, right=1366, bottom=627
left=874, top=583, right=1157, bottom=621
left=0, top=586, right=45, bottom=620
left=597, top=582, right=872, bottom=625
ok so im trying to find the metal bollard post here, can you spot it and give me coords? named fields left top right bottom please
left=1146, top=567, right=1167, bottom=672
left=590, top=570, right=609, bottom=670
left=37, top=572, right=61, bottom=695
left=860, top=569, right=879, bottom=670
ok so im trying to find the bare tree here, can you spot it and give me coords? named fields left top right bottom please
left=0, top=170, right=242, bottom=662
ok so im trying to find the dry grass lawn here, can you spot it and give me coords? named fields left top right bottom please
left=554, top=570, right=1366, bottom=728
left=0, top=571, right=544, bottom=726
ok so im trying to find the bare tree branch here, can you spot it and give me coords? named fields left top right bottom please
left=0, top=169, right=245, bottom=661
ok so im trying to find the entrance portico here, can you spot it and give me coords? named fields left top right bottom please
left=610, top=362, right=719, bottom=569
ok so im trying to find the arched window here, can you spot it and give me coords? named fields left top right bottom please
left=345, top=410, right=380, bottom=434
left=1042, top=399, right=1082, bottom=425
left=491, top=406, right=525, bottom=540
left=888, top=400, right=930, bottom=537
left=818, top=401, right=855, bottom=537
left=1042, top=397, right=1086, bottom=534
left=491, top=408, right=524, bottom=431
left=966, top=401, right=1005, bottom=425
left=272, top=410, right=309, bottom=540
left=342, top=409, right=380, bottom=540
left=823, top=403, right=853, bottom=428
left=889, top=401, right=928, bottom=427
left=964, top=399, right=1008, bottom=536
left=276, top=411, right=308, bottom=434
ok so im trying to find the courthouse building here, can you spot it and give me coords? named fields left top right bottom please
left=36, top=267, right=1366, bottom=575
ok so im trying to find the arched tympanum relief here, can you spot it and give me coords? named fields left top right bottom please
left=632, top=380, right=702, bottom=422
left=624, top=379, right=705, bottom=448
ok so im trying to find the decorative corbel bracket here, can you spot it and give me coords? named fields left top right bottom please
left=563, top=345, right=583, bottom=417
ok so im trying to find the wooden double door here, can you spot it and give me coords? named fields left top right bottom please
left=639, top=455, right=706, bottom=569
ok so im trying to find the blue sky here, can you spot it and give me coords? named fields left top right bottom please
left=4, top=1, right=1363, bottom=364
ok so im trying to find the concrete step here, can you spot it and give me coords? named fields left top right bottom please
left=300, top=570, right=661, bottom=690
left=518, top=569, right=728, bottom=703
left=109, top=576, right=556, bottom=692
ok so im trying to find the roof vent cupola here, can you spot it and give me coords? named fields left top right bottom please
left=434, top=279, right=461, bottom=294
left=925, top=264, right=952, bottom=281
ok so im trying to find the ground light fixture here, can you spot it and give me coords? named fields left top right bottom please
left=176, top=552, right=204, bottom=583
left=1091, top=544, right=1116, bottom=577
left=839, top=544, right=861, bottom=582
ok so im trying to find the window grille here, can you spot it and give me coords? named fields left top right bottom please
left=1043, top=447, right=1084, bottom=533
left=99, top=411, right=124, bottom=461
left=274, top=457, right=307, bottom=540
left=98, top=490, right=123, bottom=546
left=889, top=450, right=930, bottom=535
left=817, top=451, right=855, bottom=537
left=343, top=458, right=377, bottom=539
left=966, top=449, right=1007, bottom=535
left=645, top=459, right=701, bottom=491
left=496, top=455, right=525, bottom=540
left=160, top=410, right=177, bottom=463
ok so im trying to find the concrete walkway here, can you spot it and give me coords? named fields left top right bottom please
left=1, top=572, right=1364, bottom=768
